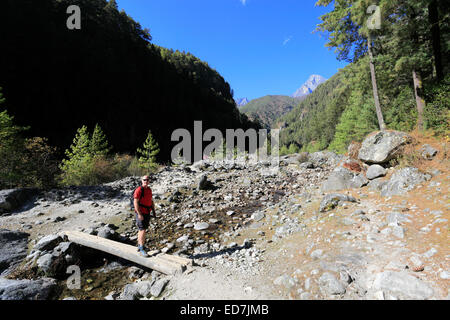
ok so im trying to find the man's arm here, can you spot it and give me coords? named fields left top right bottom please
left=134, top=198, right=143, bottom=220
left=151, top=202, right=156, bottom=218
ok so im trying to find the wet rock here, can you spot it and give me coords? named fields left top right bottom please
left=319, top=194, right=357, bottom=212
left=366, top=164, right=387, bottom=180
left=380, top=167, right=431, bottom=197
left=0, top=277, right=57, bottom=300
left=358, top=130, right=412, bottom=164
left=0, top=188, right=38, bottom=215
left=0, top=229, right=29, bottom=276
left=372, top=271, right=434, bottom=299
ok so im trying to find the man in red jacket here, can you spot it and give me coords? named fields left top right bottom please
left=133, top=175, right=156, bottom=257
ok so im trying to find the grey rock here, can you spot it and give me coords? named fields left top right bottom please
left=273, top=274, right=296, bottom=288
left=300, top=292, right=312, bottom=300
left=34, top=234, right=63, bottom=252
left=97, top=226, right=116, bottom=240
left=0, top=277, right=57, bottom=300
left=150, top=278, right=169, bottom=297
left=367, top=178, right=387, bottom=192
left=0, top=229, right=29, bottom=276
left=439, top=271, right=450, bottom=280
left=366, top=164, right=387, bottom=180
left=381, top=167, right=431, bottom=197
left=193, top=222, right=209, bottom=231
left=420, top=144, right=438, bottom=160
left=118, top=283, right=140, bottom=300
left=358, top=130, right=412, bottom=164
left=322, top=166, right=368, bottom=192
left=387, top=212, right=411, bottom=225
left=309, top=151, right=343, bottom=167
left=36, top=254, right=55, bottom=272
left=319, top=193, right=357, bottom=212
left=372, top=271, right=434, bottom=299
left=0, top=188, right=38, bottom=215
left=197, top=174, right=211, bottom=190
left=251, top=211, right=265, bottom=222
left=318, top=272, right=346, bottom=295
left=310, top=249, right=323, bottom=260
left=423, top=248, right=438, bottom=258
left=176, top=235, right=189, bottom=243
left=391, top=225, right=405, bottom=239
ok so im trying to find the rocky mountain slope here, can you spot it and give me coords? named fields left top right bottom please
left=239, top=95, right=301, bottom=129
left=291, top=75, right=327, bottom=98
left=0, top=131, right=448, bottom=300
left=239, top=75, right=326, bottom=129
left=235, top=98, right=249, bottom=107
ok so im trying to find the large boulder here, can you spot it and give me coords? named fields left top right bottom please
left=0, top=188, right=38, bottom=215
left=321, top=166, right=368, bottom=192
left=372, top=271, right=434, bottom=299
left=380, top=167, right=431, bottom=197
left=366, top=164, right=387, bottom=180
left=0, top=229, right=29, bottom=276
left=0, top=277, right=57, bottom=300
left=319, top=272, right=347, bottom=295
left=358, top=131, right=412, bottom=164
left=319, top=193, right=357, bottom=212
left=309, top=151, right=344, bottom=168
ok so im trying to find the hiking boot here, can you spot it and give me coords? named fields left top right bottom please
left=138, top=245, right=149, bottom=258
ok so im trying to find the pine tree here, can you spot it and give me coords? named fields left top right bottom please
left=137, top=130, right=160, bottom=172
left=0, top=89, right=29, bottom=188
left=90, top=123, right=111, bottom=157
left=59, top=125, right=93, bottom=185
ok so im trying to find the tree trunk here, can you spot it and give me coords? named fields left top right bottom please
left=428, top=0, right=443, bottom=81
left=367, top=36, right=386, bottom=131
left=412, top=69, right=426, bottom=131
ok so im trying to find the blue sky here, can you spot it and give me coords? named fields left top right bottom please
left=117, top=0, right=347, bottom=101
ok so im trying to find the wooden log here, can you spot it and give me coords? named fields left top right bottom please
left=61, top=231, right=184, bottom=275
left=157, top=253, right=193, bottom=267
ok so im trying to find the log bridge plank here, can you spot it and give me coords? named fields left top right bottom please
left=61, top=231, right=192, bottom=275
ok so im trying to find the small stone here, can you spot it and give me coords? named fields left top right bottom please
left=193, top=222, right=209, bottom=231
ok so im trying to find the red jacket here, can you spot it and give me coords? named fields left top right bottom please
left=134, top=186, right=153, bottom=214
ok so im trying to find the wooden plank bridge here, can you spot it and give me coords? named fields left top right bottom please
left=61, top=231, right=193, bottom=275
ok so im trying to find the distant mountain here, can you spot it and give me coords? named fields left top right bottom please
left=292, top=75, right=327, bottom=98
left=240, top=95, right=300, bottom=129
left=235, top=98, right=249, bottom=107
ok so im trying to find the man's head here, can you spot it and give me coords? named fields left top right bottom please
left=141, top=175, right=150, bottom=187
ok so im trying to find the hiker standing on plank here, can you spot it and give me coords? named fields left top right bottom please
left=134, top=175, right=156, bottom=257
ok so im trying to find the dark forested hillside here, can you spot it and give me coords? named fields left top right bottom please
left=0, top=0, right=257, bottom=162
